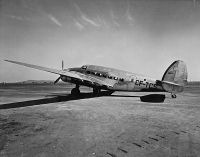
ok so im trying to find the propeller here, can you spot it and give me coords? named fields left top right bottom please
left=54, top=60, right=64, bottom=84
left=54, top=76, right=61, bottom=84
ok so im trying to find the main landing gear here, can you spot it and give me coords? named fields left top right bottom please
left=71, top=84, right=80, bottom=96
left=70, top=85, right=101, bottom=96
left=171, top=93, right=177, bottom=98
left=93, top=88, right=101, bottom=96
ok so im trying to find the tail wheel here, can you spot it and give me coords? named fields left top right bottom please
left=171, top=93, right=177, bottom=98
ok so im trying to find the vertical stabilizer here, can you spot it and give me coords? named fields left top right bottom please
left=161, top=60, right=188, bottom=93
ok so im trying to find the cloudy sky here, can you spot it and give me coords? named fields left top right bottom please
left=0, top=0, right=200, bottom=82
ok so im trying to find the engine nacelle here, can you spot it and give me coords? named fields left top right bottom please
left=61, top=76, right=71, bottom=82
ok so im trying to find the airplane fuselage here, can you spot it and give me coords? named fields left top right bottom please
left=64, top=65, right=163, bottom=92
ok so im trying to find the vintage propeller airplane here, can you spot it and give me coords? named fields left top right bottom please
left=5, top=60, right=187, bottom=99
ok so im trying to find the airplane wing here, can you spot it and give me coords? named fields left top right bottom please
left=5, top=60, right=115, bottom=88
left=5, top=60, right=83, bottom=79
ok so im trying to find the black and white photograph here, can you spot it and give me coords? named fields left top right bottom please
left=0, top=0, right=200, bottom=156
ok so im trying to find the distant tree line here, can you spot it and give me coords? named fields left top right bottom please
left=187, top=81, right=200, bottom=86
left=0, top=81, right=200, bottom=87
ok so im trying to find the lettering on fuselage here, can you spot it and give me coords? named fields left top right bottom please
left=135, top=79, right=157, bottom=88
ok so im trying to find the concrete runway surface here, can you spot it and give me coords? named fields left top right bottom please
left=0, top=84, right=200, bottom=157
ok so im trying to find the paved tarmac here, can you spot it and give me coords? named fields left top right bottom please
left=0, top=84, right=200, bottom=157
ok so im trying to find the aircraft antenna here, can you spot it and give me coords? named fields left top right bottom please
left=62, top=60, right=64, bottom=70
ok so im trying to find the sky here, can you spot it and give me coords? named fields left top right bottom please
left=0, top=0, right=200, bottom=82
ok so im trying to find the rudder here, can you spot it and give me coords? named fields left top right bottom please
left=161, top=60, right=188, bottom=93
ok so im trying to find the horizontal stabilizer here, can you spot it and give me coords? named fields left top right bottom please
left=161, top=81, right=184, bottom=93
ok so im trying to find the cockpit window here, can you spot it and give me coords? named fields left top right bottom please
left=81, top=65, right=87, bottom=70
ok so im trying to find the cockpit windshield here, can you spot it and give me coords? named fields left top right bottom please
left=81, top=65, right=87, bottom=70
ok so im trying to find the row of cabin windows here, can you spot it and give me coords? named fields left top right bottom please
left=85, top=70, right=124, bottom=82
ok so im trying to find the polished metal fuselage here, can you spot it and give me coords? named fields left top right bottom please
left=64, top=65, right=163, bottom=92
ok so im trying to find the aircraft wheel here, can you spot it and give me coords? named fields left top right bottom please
left=93, top=88, right=100, bottom=96
left=71, top=88, right=80, bottom=96
left=171, top=94, right=177, bottom=98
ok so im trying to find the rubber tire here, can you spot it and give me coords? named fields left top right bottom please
left=171, top=94, right=177, bottom=98
left=93, top=88, right=100, bottom=96
left=71, top=88, right=80, bottom=96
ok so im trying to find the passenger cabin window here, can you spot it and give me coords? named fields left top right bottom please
left=108, top=76, right=113, bottom=79
left=102, top=74, right=107, bottom=78
left=81, top=65, right=87, bottom=70
left=96, top=73, right=101, bottom=76
left=91, top=71, right=95, bottom=75
left=87, top=71, right=108, bottom=78
left=119, top=78, right=124, bottom=82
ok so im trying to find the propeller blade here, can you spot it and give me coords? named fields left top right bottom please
left=54, top=77, right=61, bottom=84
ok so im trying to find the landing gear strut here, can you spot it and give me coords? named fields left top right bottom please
left=71, top=84, right=80, bottom=96
left=171, top=93, right=177, bottom=98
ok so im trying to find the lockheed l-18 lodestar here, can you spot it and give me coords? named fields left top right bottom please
left=5, top=60, right=187, bottom=101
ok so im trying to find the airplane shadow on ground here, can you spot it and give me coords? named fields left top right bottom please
left=0, top=91, right=164, bottom=110
left=0, top=91, right=131, bottom=110
left=110, top=95, right=140, bottom=98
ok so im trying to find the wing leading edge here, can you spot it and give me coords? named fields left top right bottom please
left=5, top=60, right=83, bottom=79
left=4, top=60, right=114, bottom=88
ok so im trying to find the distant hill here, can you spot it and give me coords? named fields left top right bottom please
left=20, top=80, right=54, bottom=84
